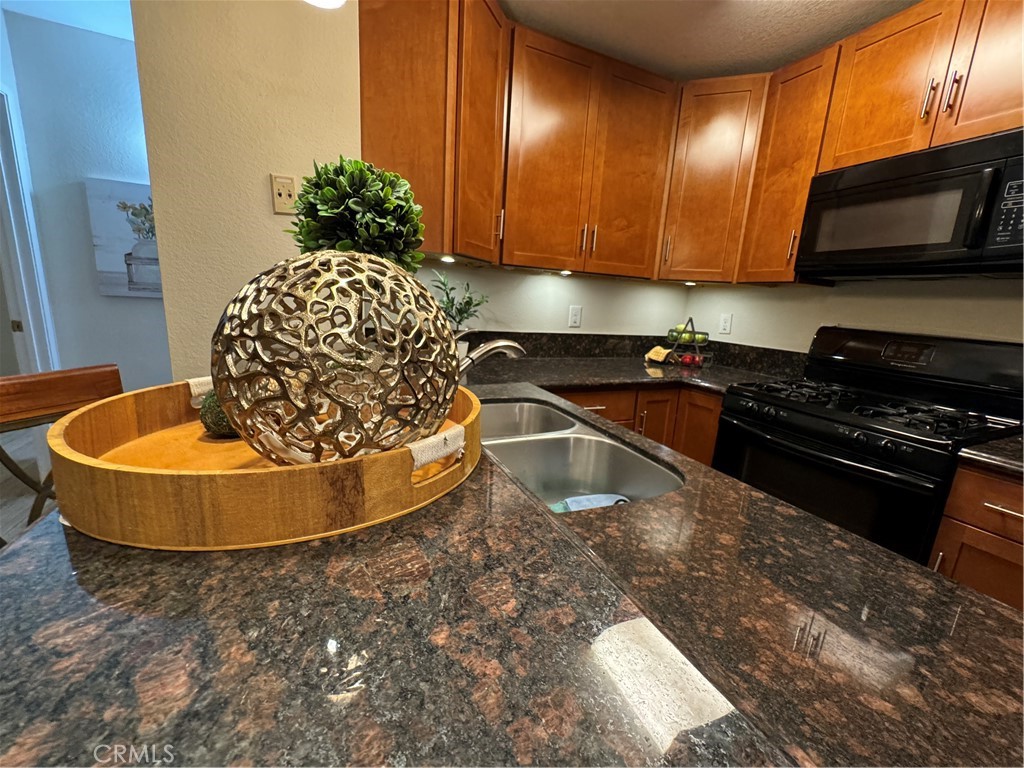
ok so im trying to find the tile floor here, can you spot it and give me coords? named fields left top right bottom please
left=1, top=425, right=55, bottom=545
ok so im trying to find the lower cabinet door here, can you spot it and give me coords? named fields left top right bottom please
left=634, top=388, right=678, bottom=445
left=671, top=390, right=723, bottom=465
left=930, top=517, right=1023, bottom=610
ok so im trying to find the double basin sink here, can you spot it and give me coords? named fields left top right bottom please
left=480, top=401, right=684, bottom=509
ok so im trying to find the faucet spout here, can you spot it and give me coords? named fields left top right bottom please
left=459, top=339, right=526, bottom=375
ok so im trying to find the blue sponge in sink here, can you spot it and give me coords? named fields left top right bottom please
left=549, top=494, right=629, bottom=513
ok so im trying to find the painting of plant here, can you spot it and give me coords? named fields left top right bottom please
left=84, top=178, right=162, bottom=298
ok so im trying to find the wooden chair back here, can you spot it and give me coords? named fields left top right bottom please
left=0, top=364, right=124, bottom=428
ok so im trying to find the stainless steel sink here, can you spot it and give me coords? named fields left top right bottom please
left=483, top=433, right=683, bottom=506
left=480, top=401, right=577, bottom=439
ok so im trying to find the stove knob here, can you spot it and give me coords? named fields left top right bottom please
left=763, top=406, right=777, bottom=420
left=879, top=439, right=896, bottom=455
left=745, top=401, right=760, bottom=414
left=852, top=431, right=867, bottom=446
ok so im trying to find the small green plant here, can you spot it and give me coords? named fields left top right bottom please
left=289, top=156, right=425, bottom=273
left=116, top=198, right=155, bottom=240
left=431, top=270, right=488, bottom=330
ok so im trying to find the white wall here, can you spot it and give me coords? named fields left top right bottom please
left=428, top=262, right=690, bottom=334
left=132, top=0, right=362, bottom=380
left=686, top=278, right=1024, bottom=351
left=4, top=11, right=171, bottom=390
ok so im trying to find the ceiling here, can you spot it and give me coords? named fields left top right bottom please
left=499, top=0, right=918, bottom=80
left=2, top=0, right=134, bottom=41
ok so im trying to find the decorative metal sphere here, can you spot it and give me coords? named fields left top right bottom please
left=210, top=250, right=458, bottom=465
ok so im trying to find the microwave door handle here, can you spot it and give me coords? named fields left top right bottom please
left=963, top=167, right=999, bottom=248
left=720, top=415, right=938, bottom=492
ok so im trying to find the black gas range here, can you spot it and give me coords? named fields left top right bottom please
left=712, top=327, right=1023, bottom=564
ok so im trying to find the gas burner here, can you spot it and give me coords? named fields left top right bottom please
left=752, top=379, right=856, bottom=406
left=851, top=402, right=988, bottom=437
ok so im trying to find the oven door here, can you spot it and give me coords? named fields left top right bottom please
left=711, top=415, right=946, bottom=564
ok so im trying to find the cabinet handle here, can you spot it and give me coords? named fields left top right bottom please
left=983, top=502, right=1024, bottom=520
left=580, top=223, right=588, bottom=252
left=919, top=77, right=937, bottom=119
left=582, top=405, right=606, bottom=411
left=933, top=551, right=944, bottom=572
left=638, top=410, right=648, bottom=435
left=941, top=70, right=961, bottom=113
left=495, top=209, right=505, bottom=240
left=786, top=229, right=797, bottom=262
left=591, top=225, right=598, bottom=253
left=662, top=235, right=672, bottom=265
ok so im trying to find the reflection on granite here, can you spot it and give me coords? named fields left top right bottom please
left=960, top=435, right=1024, bottom=476
left=0, top=459, right=786, bottom=766
left=464, top=332, right=807, bottom=378
left=476, top=384, right=1024, bottom=767
left=467, top=357, right=772, bottom=395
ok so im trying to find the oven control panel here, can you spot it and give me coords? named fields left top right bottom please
left=989, top=159, right=1023, bottom=248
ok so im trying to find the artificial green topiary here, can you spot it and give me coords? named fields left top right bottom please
left=199, top=390, right=238, bottom=438
left=288, top=157, right=425, bottom=273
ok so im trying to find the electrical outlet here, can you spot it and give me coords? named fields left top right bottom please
left=270, top=173, right=297, bottom=215
left=568, top=305, right=583, bottom=328
left=719, top=313, right=733, bottom=335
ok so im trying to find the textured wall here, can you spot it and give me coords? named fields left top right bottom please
left=686, top=279, right=1024, bottom=351
left=4, top=11, right=171, bottom=390
left=132, top=0, right=361, bottom=380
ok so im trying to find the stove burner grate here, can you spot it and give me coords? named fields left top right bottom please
left=851, top=403, right=988, bottom=437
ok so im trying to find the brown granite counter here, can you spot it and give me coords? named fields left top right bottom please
left=467, top=356, right=771, bottom=395
left=960, top=435, right=1024, bottom=476
left=1, top=383, right=1020, bottom=767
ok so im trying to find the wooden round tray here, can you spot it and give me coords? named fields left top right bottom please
left=47, top=383, right=481, bottom=550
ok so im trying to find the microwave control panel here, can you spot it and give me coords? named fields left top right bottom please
left=989, top=159, right=1023, bottom=247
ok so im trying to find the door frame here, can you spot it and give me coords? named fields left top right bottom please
left=0, top=89, right=59, bottom=374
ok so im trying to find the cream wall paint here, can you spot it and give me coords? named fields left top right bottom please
left=4, top=11, right=171, bottom=391
left=686, top=279, right=1024, bottom=351
left=429, top=262, right=690, bottom=335
left=132, top=0, right=362, bottom=380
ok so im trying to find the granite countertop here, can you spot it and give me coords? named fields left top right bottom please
left=960, top=435, right=1024, bottom=476
left=467, top=356, right=772, bottom=395
left=1, top=384, right=1021, bottom=766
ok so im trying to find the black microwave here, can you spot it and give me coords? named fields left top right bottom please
left=794, top=130, right=1023, bottom=280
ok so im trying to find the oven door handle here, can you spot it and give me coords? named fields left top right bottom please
left=720, top=415, right=939, bottom=492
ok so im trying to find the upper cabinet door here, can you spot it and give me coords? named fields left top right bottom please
left=359, top=0, right=456, bottom=254
left=584, top=62, right=678, bottom=279
left=452, top=0, right=511, bottom=263
left=660, top=74, right=767, bottom=282
left=818, top=0, right=963, bottom=172
left=503, top=29, right=600, bottom=272
left=931, top=0, right=1024, bottom=146
left=736, top=46, right=840, bottom=283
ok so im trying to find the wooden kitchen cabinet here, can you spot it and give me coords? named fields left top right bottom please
left=930, top=0, right=1024, bottom=146
left=503, top=29, right=599, bottom=272
left=671, top=389, right=723, bottom=465
left=583, top=62, right=678, bottom=278
left=360, top=0, right=456, bottom=253
left=735, top=47, right=840, bottom=283
left=819, top=0, right=964, bottom=171
left=452, top=0, right=512, bottom=262
left=635, top=388, right=678, bottom=444
left=553, top=388, right=637, bottom=430
left=504, top=29, right=677, bottom=277
left=659, top=74, right=768, bottom=282
left=929, top=464, right=1023, bottom=610
left=360, top=0, right=511, bottom=258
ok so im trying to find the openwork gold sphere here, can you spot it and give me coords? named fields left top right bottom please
left=211, top=251, right=458, bottom=465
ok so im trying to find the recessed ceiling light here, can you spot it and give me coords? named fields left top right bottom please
left=559, top=270, right=572, bottom=277
left=440, top=255, right=456, bottom=263
left=684, top=281, right=697, bottom=286
left=303, top=0, right=347, bottom=8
